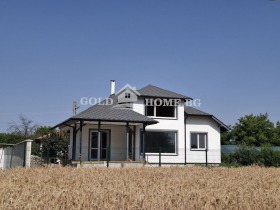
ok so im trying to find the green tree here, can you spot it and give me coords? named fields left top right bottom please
left=34, top=126, right=52, bottom=138
left=41, top=131, right=69, bottom=164
left=0, top=133, right=25, bottom=144
left=274, top=122, right=280, bottom=145
left=221, top=125, right=233, bottom=145
left=232, top=113, right=275, bottom=146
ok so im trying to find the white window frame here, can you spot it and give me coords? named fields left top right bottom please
left=190, top=132, right=208, bottom=151
left=145, top=105, right=177, bottom=119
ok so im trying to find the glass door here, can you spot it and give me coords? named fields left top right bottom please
left=90, top=130, right=109, bottom=161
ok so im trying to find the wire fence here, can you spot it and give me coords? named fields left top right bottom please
left=72, top=147, right=221, bottom=167
left=221, top=145, right=280, bottom=167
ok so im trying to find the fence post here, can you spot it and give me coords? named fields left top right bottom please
left=205, top=149, right=208, bottom=167
left=106, top=147, right=109, bottom=168
left=47, top=148, right=50, bottom=164
left=159, top=147, right=161, bottom=167
left=248, top=150, right=250, bottom=165
left=24, top=140, right=32, bottom=168
left=229, top=153, right=232, bottom=164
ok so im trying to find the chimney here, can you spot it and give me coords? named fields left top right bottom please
left=110, top=80, right=116, bottom=95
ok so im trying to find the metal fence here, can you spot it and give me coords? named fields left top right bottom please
left=0, top=140, right=32, bottom=169
left=73, top=147, right=220, bottom=167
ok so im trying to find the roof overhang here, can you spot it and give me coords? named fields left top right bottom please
left=52, top=117, right=158, bottom=130
left=185, top=114, right=230, bottom=132
left=140, top=95, right=193, bottom=100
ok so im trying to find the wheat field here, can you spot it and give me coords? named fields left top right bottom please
left=0, top=166, right=279, bottom=210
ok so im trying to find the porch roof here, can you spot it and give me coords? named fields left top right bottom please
left=52, top=96, right=158, bottom=129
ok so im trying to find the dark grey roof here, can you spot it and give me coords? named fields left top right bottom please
left=138, top=85, right=192, bottom=99
left=184, top=106, right=211, bottom=116
left=53, top=95, right=157, bottom=128
left=184, top=106, right=230, bottom=131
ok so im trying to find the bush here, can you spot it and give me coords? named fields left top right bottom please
left=259, top=147, right=280, bottom=167
left=233, top=144, right=259, bottom=166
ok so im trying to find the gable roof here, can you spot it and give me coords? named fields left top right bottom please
left=184, top=106, right=230, bottom=131
left=52, top=95, right=157, bottom=129
left=138, top=85, right=192, bottom=99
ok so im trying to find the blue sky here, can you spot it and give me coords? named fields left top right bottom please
left=0, top=0, right=279, bottom=132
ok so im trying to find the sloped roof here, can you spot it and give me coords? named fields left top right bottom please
left=52, top=95, right=157, bottom=128
left=184, top=106, right=230, bottom=131
left=138, top=85, right=192, bottom=99
left=184, top=106, right=211, bottom=116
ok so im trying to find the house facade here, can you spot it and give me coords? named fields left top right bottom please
left=53, top=80, right=229, bottom=166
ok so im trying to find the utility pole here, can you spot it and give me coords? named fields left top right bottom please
left=73, top=101, right=80, bottom=116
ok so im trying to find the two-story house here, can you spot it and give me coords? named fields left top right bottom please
left=53, top=80, right=229, bottom=167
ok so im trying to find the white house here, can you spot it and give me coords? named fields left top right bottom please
left=53, top=80, right=229, bottom=166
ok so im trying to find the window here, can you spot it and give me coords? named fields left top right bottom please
left=141, top=131, right=177, bottom=154
left=125, top=92, right=131, bottom=98
left=191, top=133, right=207, bottom=150
left=145, top=105, right=176, bottom=118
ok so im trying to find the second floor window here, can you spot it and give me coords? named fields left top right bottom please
left=145, top=105, right=176, bottom=118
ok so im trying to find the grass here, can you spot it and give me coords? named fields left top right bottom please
left=0, top=166, right=279, bottom=209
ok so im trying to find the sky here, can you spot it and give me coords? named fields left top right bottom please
left=0, top=0, right=279, bottom=132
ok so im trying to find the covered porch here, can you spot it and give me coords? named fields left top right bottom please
left=52, top=104, right=158, bottom=164
left=68, top=120, right=147, bottom=162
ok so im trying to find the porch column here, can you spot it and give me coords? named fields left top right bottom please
left=142, top=123, right=146, bottom=162
left=72, top=123, right=77, bottom=160
left=79, top=120, right=83, bottom=163
left=126, top=122, right=129, bottom=161
left=132, top=126, right=136, bottom=161
left=97, top=121, right=101, bottom=161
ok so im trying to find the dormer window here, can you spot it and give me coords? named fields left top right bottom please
left=125, top=93, right=131, bottom=99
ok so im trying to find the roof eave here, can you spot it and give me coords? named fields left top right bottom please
left=52, top=117, right=158, bottom=129
left=140, top=95, right=193, bottom=100
left=185, top=113, right=230, bottom=131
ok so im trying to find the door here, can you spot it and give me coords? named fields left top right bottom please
left=90, top=130, right=109, bottom=161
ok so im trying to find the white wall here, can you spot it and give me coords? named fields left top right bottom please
left=133, top=99, right=186, bottom=163
left=133, top=98, right=221, bottom=164
left=185, top=116, right=221, bottom=164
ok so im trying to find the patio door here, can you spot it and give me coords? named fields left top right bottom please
left=90, top=130, right=109, bottom=161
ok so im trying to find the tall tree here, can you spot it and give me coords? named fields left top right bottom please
left=274, top=122, right=280, bottom=145
left=232, top=113, right=275, bottom=146
left=8, top=114, right=39, bottom=138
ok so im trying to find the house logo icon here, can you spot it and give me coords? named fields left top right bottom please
left=116, top=84, right=140, bottom=105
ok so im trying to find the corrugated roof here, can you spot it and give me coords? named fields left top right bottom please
left=138, top=85, right=192, bottom=99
